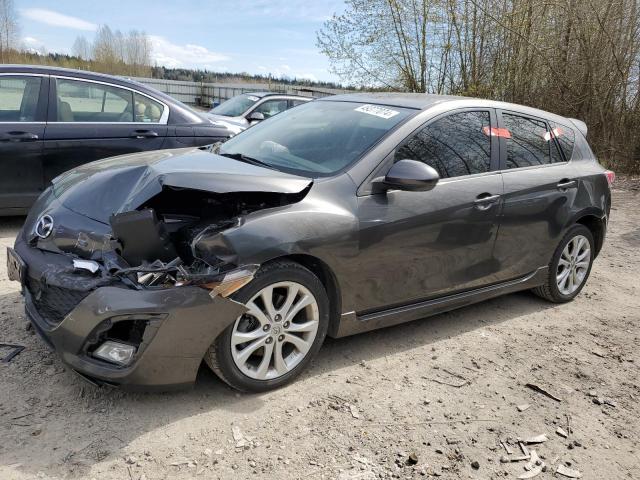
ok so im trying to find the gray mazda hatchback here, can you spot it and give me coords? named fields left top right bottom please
left=8, top=93, right=613, bottom=392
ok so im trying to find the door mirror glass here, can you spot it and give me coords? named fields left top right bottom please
left=247, top=111, right=265, bottom=123
left=383, top=159, right=440, bottom=191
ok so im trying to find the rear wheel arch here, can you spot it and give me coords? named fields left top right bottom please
left=533, top=223, right=595, bottom=303
left=575, top=214, right=606, bottom=257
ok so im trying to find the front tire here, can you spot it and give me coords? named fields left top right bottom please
left=532, top=224, right=594, bottom=303
left=205, top=260, right=329, bottom=392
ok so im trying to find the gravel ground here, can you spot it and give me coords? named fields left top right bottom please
left=0, top=184, right=638, bottom=480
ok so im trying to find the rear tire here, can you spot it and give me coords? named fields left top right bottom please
left=205, top=260, right=329, bottom=392
left=532, top=224, right=594, bottom=303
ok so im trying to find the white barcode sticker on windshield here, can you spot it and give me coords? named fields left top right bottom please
left=354, top=104, right=399, bottom=119
left=247, top=96, right=259, bottom=101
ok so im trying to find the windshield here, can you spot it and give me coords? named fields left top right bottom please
left=210, top=93, right=261, bottom=117
left=219, top=101, right=414, bottom=177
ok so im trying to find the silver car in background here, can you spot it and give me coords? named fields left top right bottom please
left=206, top=92, right=311, bottom=133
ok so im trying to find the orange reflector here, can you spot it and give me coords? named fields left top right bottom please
left=482, top=126, right=511, bottom=138
left=544, top=127, right=564, bottom=142
left=201, top=265, right=259, bottom=298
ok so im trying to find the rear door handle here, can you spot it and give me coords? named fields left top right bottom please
left=474, top=193, right=501, bottom=210
left=557, top=179, right=577, bottom=190
left=0, top=131, right=39, bottom=142
left=130, top=129, right=159, bottom=139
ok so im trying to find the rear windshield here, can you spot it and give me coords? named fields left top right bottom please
left=219, top=101, right=414, bottom=177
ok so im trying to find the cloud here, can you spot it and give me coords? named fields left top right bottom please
left=252, top=64, right=319, bottom=82
left=296, top=73, right=319, bottom=82
left=21, top=36, right=47, bottom=54
left=21, top=8, right=97, bottom=31
left=148, top=35, right=229, bottom=68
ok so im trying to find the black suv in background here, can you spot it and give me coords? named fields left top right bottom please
left=0, top=65, right=236, bottom=215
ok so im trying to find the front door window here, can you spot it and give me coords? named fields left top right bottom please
left=395, top=111, right=492, bottom=178
left=252, top=99, right=289, bottom=119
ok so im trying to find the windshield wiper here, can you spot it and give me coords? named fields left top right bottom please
left=218, top=152, right=275, bottom=170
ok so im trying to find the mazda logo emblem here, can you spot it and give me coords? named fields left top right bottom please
left=35, top=215, right=54, bottom=239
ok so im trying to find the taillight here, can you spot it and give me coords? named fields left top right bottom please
left=604, top=170, right=615, bottom=186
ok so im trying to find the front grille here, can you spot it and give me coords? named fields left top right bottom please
left=26, top=278, right=90, bottom=326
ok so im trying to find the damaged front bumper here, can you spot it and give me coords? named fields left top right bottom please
left=13, top=235, right=248, bottom=391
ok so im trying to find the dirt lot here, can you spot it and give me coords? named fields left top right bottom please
left=0, top=185, right=638, bottom=480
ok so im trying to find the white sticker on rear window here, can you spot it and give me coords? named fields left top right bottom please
left=247, top=96, right=259, bottom=102
left=354, top=104, right=399, bottom=119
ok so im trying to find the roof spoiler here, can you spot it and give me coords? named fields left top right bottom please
left=568, top=118, right=588, bottom=137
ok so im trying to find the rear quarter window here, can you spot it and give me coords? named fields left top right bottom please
left=549, top=121, right=576, bottom=161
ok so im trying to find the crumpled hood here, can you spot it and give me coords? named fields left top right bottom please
left=52, top=147, right=312, bottom=224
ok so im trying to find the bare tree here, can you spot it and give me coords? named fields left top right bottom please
left=72, top=35, right=91, bottom=61
left=0, top=0, right=19, bottom=62
left=92, top=25, right=118, bottom=70
left=124, top=30, right=152, bottom=76
left=318, top=0, right=640, bottom=173
left=91, top=25, right=152, bottom=76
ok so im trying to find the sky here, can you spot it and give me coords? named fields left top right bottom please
left=17, top=0, right=346, bottom=83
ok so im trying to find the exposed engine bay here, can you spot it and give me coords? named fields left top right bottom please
left=95, top=185, right=310, bottom=292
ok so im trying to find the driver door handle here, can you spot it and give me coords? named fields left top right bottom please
left=129, top=129, right=159, bottom=139
left=557, top=179, right=577, bottom=190
left=0, top=131, right=39, bottom=142
left=474, top=193, right=501, bottom=210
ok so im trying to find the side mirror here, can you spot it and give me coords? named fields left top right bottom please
left=247, top=111, right=265, bottom=123
left=379, top=159, right=440, bottom=192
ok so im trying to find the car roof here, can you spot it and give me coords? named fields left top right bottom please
left=0, top=64, right=184, bottom=104
left=1, top=64, right=141, bottom=85
left=0, top=65, right=220, bottom=125
left=241, top=91, right=311, bottom=100
left=320, top=92, right=574, bottom=125
left=320, top=92, right=464, bottom=110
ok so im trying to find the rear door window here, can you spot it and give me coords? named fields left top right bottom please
left=395, top=111, right=492, bottom=178
left=502, top=114, right=551, bottom=168
left=55, top=78, right=134, bottom=122
left=0, top=76, right=42, bottom=122
left=502, top=113, right=569, bottom=168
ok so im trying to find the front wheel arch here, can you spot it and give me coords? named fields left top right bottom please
left=205, top=259, right=330, bottom=392
left=262, top=254, right=343, bottom=338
